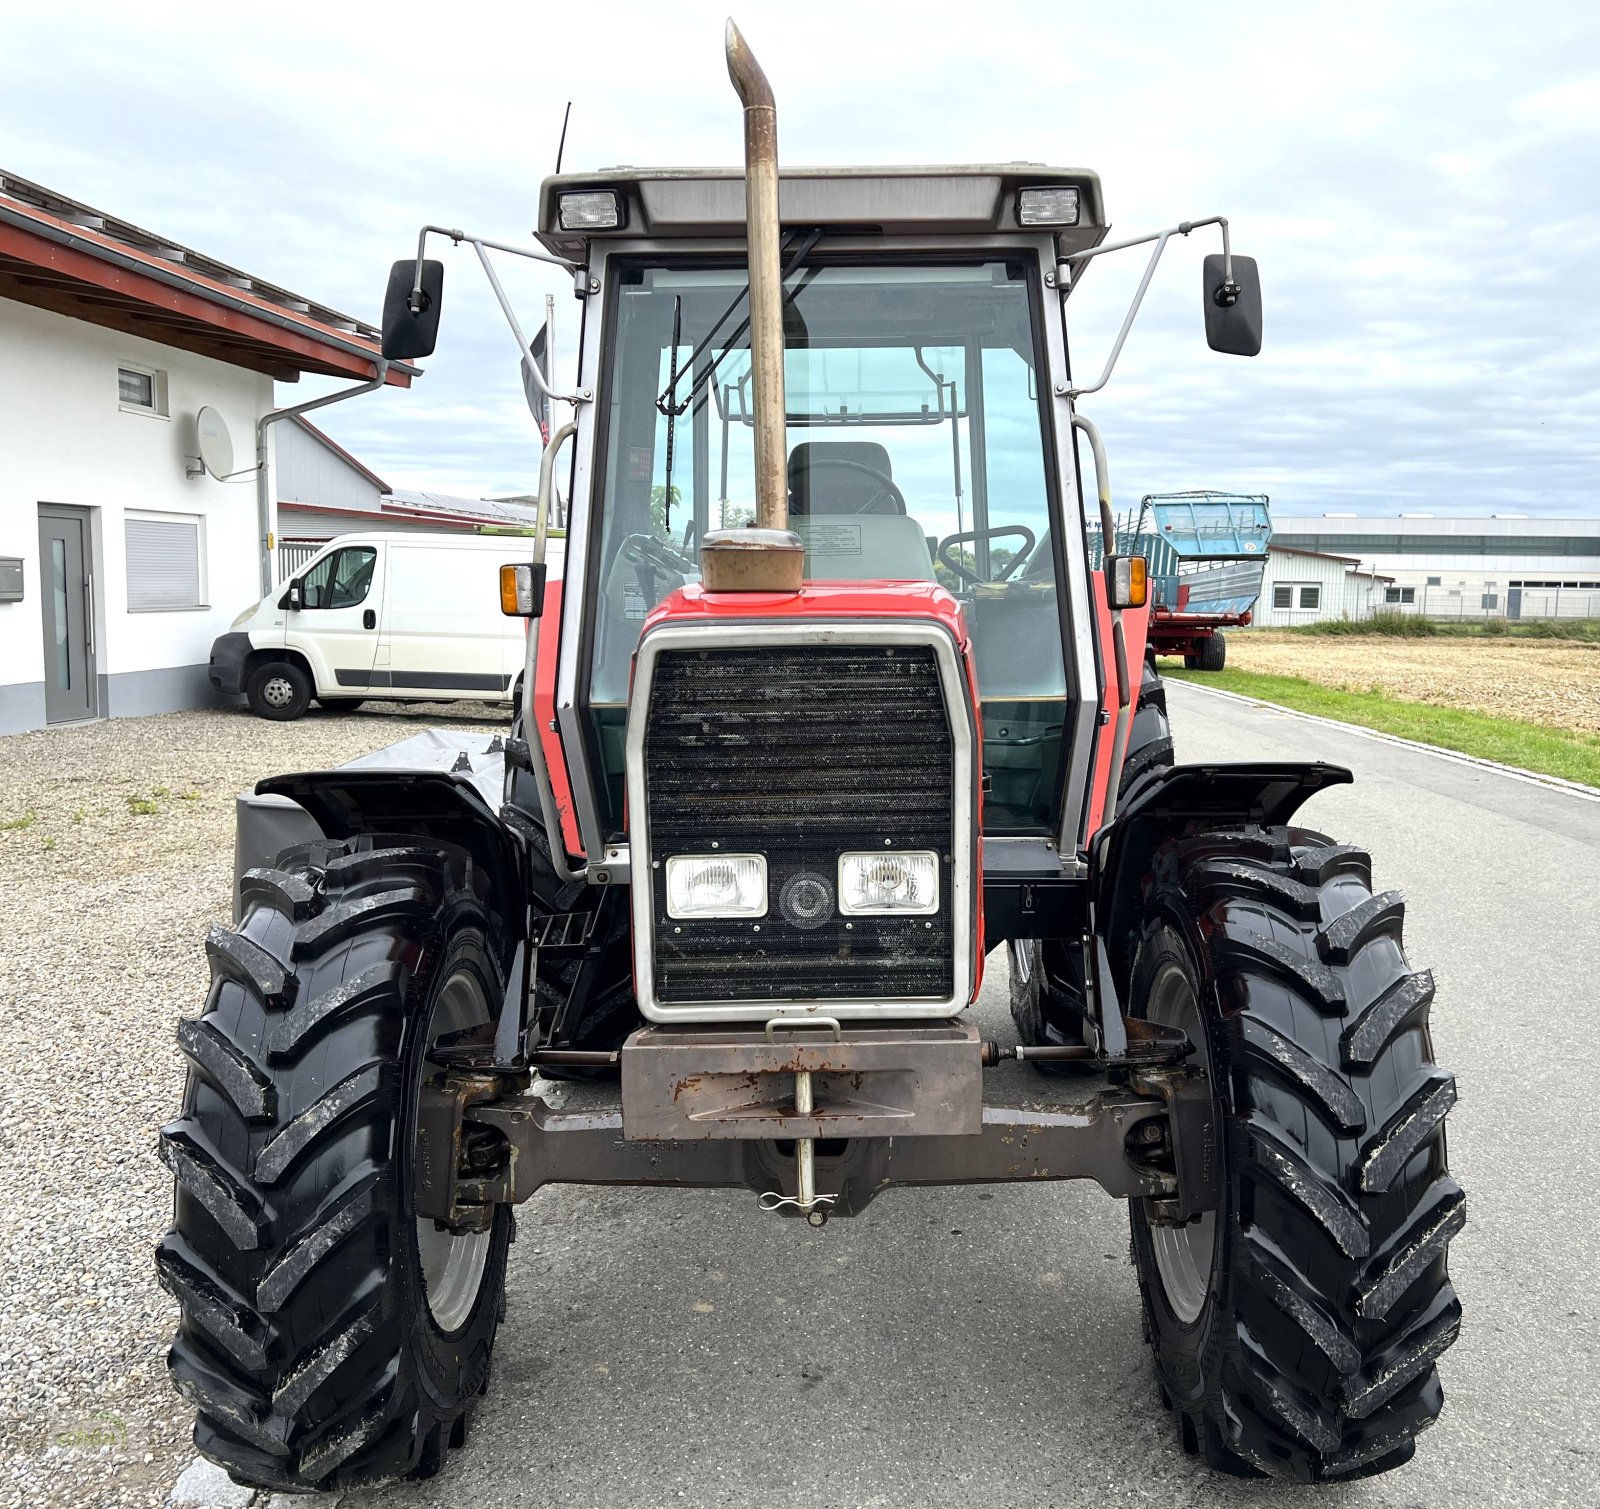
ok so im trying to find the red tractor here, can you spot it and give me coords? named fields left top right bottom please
left=157, top=22, right=1462, bottom=1492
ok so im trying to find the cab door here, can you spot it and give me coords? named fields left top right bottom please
left=286, top=542, right=382, bottom=694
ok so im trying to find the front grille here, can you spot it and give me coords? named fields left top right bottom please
left=644, top=644, right=955, bottom=1003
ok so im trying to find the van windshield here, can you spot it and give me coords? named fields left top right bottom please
left=586, top=256, right=1072, bottom=830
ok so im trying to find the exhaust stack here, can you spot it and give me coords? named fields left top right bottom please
left=701, top=18, right=803, bottom=593
left=725, top=17, right=786, bottom=532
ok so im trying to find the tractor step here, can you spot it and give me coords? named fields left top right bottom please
left=530, top=908, right=598, bottom=952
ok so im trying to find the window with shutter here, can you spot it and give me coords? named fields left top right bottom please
left=126, top=513, right=205, bottom=611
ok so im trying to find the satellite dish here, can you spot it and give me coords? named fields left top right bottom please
left=194, top=406, right=235, bottom=480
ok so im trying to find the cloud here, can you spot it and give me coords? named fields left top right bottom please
left=3, top=0, right=1598, bottom=518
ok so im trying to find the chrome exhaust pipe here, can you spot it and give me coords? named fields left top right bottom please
left=725, top=17, right=787, bottom=533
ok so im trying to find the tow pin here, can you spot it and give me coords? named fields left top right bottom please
left=757, top=1016, right=841, bottom=1223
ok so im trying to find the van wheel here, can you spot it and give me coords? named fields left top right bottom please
left=247, top=661, right=312, bottom=721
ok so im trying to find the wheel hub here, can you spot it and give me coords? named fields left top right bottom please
left=262, top=676, right=294, bottom=708
left=1145, top=960, right=1218, bottom=1325
left=415, top=969, right=493, bottom=1333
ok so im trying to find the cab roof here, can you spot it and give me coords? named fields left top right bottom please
left=535, top=164, right=1106, bottom=260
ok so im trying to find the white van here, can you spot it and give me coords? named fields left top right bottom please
left=209, top=532, right=564, bottom=720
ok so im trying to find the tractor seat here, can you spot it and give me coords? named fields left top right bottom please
left=787, top=441, right=904, bottom=516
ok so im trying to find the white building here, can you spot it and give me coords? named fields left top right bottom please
left=1271, top=516, right=1600, bottom=621
left=1254, top=546, right=1392, bottom=627
left=0, top=172, right=407, bottom=734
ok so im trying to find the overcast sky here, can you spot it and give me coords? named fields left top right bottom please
left=5, top=0, right=1598, bottom=518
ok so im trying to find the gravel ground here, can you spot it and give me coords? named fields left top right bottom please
left=1203, top=631, right=1600, bottom=732
left=0, top=703, right=499, bottom=1509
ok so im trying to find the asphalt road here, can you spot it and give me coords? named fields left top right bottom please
left=314, top=684, right=1600, bottom=1508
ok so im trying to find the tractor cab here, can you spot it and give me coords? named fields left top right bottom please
left=551, top=166, right=1106, bottom=840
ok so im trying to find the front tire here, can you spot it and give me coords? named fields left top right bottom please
left=1129, top=827, right=1463, bottom=1481
left=156, top=839, right=511, bottom=1491
left=246, top=660, right=312, bottom=721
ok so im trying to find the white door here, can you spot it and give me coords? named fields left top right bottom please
left=376, top=544, right=521, bottom=699
left=287, top=542, right=382, bottom=693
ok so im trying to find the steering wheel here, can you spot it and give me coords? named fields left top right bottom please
left=936, top=525, right=1038, bottom=588
left=793, top=457, right=909, bottom=517
left=620, top=532, right=697, bottom=577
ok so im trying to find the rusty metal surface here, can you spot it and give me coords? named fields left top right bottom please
left=620, top=1023, right=982, bottom=1141
left=724, top=18, right=787, bottom=530
left=448, top=1044, right=1182, bottom=1220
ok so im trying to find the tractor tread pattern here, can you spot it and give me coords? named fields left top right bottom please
left=1193, top=859, right=1323, bottom=921
left=177, top=1018, right=275, bottom=1122
left=1289, top=844, right=1372, bottom=886
left=1234, top=1017, right=1365, bottom=1132
left=1213, top=928, right=1345, bottom=1010
left=266, top=963, right=404, bottom=1061
left=1316, top=890, right=1405, bottom=965
left=239, top=868, right=317, bottom=922
left=1136, top=828, right=1462, bottom=1483
left=204, top=927, right=294, bottom=1009
left=1357, top=1072, right=1457, bottom=1194
left=157, top=837, right=506, bottom=1493
left=290, top=887, right=428, bottom=957
left=1342, top=971, right=1434, bottom=1068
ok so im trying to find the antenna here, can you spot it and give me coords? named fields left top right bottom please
left=554, top=102, right=573, bottom=175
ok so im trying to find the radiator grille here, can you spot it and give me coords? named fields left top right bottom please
left=644, top=644, right=955, bottom=1003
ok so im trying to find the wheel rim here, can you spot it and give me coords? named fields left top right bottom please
left=1146, top=958, right=1218, bottom=1325
left=414, top=967, right=493, bottom=1333
left=261, top=675, right=295, bottom=709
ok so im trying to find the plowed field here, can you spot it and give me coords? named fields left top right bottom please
left=1181, top=633, right=1600, bottom=734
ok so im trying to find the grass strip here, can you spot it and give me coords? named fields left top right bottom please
left=1282, top=613, right=1600, bottom=643
left=1167, top=666, right=1600, bottom=788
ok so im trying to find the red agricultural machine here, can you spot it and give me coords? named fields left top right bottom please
left=157, top=21, right=1462, bottom=1492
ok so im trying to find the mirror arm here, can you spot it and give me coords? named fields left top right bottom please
left=1054, top=215, right=1234, bottom=400
left=408, top=225, right=592, bottom=406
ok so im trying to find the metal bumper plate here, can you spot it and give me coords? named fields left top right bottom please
left=620, top=1023, right=982, bottom=1141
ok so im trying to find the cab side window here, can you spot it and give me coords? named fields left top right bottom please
left=301, top=547, right=377, bottom=610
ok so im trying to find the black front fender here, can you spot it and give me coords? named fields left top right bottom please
left=1091, top=761, right=1353, bottom=1000
left=256, top=769, right=526, bottom=974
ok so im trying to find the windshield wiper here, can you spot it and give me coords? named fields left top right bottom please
left=656, top=227, right=823, bottom=418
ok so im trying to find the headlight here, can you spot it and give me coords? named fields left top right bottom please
left=1016, top=186, right=1080, bottom=227
left=665, top=853, right=767, bottom=919
left=231, top=602, right=259, bottom=628
left=838, top=850, right=939, bottom=915
left=557, top=190, right=624, bottom=231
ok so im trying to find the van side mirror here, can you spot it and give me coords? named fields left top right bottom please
left=381, top=258, right=445, bottom=360
left=284, top=581, right=303, bottom=611
left=1202, top=253, right=1263, bottom=357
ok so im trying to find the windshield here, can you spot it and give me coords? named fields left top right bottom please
left=587, top=256, right=1072, bottom=830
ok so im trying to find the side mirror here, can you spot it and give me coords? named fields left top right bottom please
left=381, top=258, right=445, bottom=360
left=284, top=580, right=303, bottom=611
left=1202, top=253, right=1263, bottom=357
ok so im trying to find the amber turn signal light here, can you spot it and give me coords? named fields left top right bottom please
left=499, top=562, right=545, bottom=617
left=1107, top=554, right=1148, bottom=610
